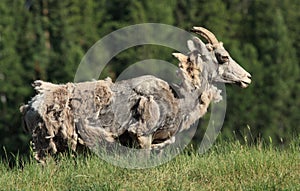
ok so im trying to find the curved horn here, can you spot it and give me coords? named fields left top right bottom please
left=191, top=27, right=219, bottom=46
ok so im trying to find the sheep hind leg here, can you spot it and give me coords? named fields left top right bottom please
left=76, top=120, right=116, bottom=154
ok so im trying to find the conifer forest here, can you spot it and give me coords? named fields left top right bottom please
left=0, top=0, right=299, bottom=156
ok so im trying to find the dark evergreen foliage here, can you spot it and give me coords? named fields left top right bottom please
left=0, top=0, right=299, bottom=155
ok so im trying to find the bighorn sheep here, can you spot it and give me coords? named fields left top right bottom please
left=20, top=27, right=251, bottom=163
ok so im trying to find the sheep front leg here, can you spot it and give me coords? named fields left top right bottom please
left=137, top=134, right=152, bottom=149
left=136, top=134, right=152, bottom=160
left=151, top=136, right=175, bottom=150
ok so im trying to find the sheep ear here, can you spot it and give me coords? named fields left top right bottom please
left=187, top=40, right=196, bottom=52
left=172, top=53, right=188, bottom=63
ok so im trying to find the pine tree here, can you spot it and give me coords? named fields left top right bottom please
left=245, top=0, right=299, bottom=143
left=99, top=0, right=178, bottom=79
left=0, top=0, right=32, bottom=154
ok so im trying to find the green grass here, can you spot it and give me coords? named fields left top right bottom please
left=1, top=139, right=299, bottom=191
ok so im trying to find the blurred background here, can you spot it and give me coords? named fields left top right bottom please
left=0, top=0, right=299, bottom=156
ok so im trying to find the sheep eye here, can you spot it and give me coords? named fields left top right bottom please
left=215, top=53, right=229, bottom=64
left=221, top=55, right=229, bottom=62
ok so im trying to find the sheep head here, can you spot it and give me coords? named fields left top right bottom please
left=189, top=27, right=251, bottom=88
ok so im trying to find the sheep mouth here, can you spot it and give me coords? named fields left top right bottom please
left=237, top=81, right=250, bottom=88
left=221, top=76, right=251, bottom=88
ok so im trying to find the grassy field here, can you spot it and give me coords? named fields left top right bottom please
left=1, top=139, right=299, bottom=191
